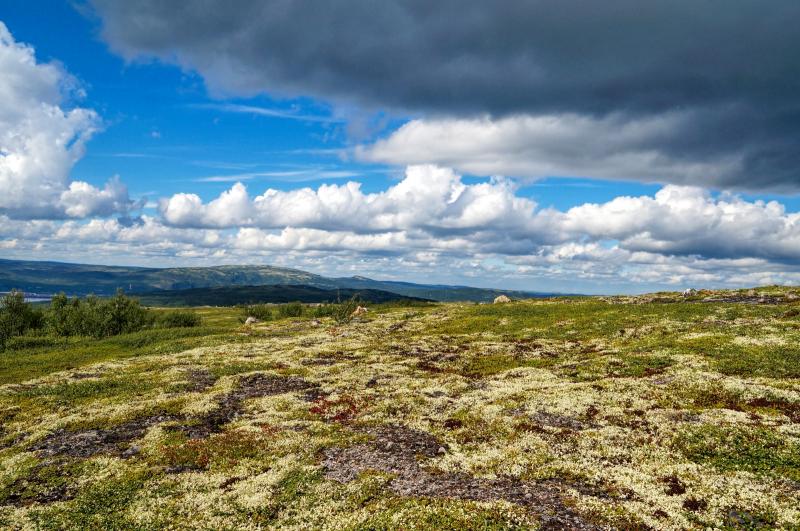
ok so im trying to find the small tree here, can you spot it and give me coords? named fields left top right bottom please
left=47, top=293, right=73, bottom=336
left=103, top=289, right=150, bottom=336
left=0, top=290, right=44, bottom=349
left=2, top=291, right=31, bottom=336
left=277, top=302, right=304, bottom=318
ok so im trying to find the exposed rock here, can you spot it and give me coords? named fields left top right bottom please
left=493, top=295, right=512, bottom=304
left=244, top=316, right=260, bottom=325
left=351, top=306, right=369, bottom=317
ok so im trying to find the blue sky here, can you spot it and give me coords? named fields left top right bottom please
left=0, top=1, right=670, bottom=211
left=2, top=1, right=800, bottom=293
left=2, top=3, right=379, bottom=200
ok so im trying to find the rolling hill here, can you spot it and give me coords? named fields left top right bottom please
left=0, top=258, right=563, bottom=302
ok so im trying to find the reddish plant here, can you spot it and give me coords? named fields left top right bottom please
left=309, top=394, right=362, bottom=423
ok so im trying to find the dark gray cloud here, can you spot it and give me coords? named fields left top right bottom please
left=89, top=0, right=800, bottom=190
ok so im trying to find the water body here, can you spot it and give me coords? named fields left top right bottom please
left=0, top=292, right=52, bottom=303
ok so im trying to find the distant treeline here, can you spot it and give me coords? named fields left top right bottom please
left=0, top=290, right=201, bottom=350
left=241, top=298, right=359, bottom=324
left=136, top=284, right=429, bottom=307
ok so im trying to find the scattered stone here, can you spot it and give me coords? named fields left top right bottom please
left=682, top=288, right=698, bottom=297
left=122, top=444, right=141, bottom=458
left=351, top=306, right=369, bottom=317
left=244, top=316, right=260, bottom=325
left=493, top=295, right=512, bottom=304
left=698, top=293, right=784, bottom=304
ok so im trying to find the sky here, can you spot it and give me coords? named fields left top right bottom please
left=1, top=1, right=800, bottom=294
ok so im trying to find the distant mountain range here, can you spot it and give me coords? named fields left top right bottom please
left=0, top=258, right=565, bottom=303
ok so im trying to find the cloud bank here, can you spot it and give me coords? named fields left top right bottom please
left=157, top=165, right=800, bottom=263
left=90, top=0, right=800, bottom=189
left=5, top=164, right=800, bottom=290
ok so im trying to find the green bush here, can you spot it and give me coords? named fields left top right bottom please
left=45, top=290, right=153, bottom=339
left=103, top=289, right=152, bottom=336
left=240, top=304, right=273, bottom=322
left=277, top=302, right=304, bottom=318
left=310, top=304, right=337, bottom=318
left=0, top=290, right=45, bottom=350
left=307, top=297, right=362, bottom=324
left=332, top=296, right=362, bottom=324
left=157, top=310, right=202, bottom=328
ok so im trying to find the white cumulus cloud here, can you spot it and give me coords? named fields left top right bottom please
left=0, top=22, right=136, bottom=219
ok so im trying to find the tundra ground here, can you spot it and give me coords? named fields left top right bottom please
left=1, top=290, right=799, bottom=529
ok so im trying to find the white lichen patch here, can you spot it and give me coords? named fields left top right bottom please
left=3, top=296, right=800, bottom=528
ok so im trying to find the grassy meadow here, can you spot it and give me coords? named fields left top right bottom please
left=1, top=289, right=799, bottom=529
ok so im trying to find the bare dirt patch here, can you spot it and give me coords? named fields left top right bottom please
left=183, top=368, right=217, bottom=392
left=31, top=373, right=319, bottom=458
left=70, top=372, right=101, bottom=380
left=322, top=423, right=600, bottom=530
left=300, top=357, right=337, bottom=366
left=531, top=411, right=593, bottom=431
left=30, top=413, right=180, bottom=458
left=2, top=459, right=76, bottom=507
left=175, top=373, right=318, bottom=439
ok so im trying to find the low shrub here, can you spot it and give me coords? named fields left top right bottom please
left=240, top=304, right=273, bottom=322
left=0, top=290, right=45, bottom=349
left=309, top=304, right=337, bottom=318
left=331, top=296, right=362, bottom=324
left=277, top=302, right=304, bottom=318
left=47, top=290, right=152, bottom=339
left=1, top=290, right=162, bottom=349
left=674, top=424, right=800, bottom=481
left=308, top=297, right=363, bottom=324
left=157, top=310, right=202, bottom=328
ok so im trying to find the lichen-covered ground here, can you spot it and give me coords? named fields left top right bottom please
left=1, top=289, right=800, bottom=529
